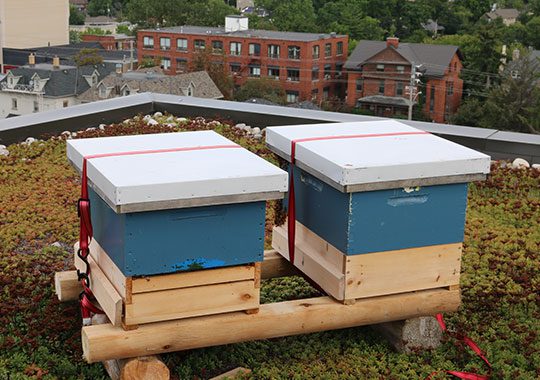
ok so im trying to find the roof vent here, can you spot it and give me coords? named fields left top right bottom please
left=330, top=32, right=336, bottom=38
left=52, top=56, right=60, bottom=69
left=225, top=15, right=248, bottom=32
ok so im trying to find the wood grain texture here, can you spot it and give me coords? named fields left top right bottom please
left=54, top=271, right=80, bottom=302
left=82, top=288, right=461, bottom=363
left=74, top=251, right=123, bottom=326
left=124, top=280, right=259, bottom=325
left=261, top=250, right=299, bottom=279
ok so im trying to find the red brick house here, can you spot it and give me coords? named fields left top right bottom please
left=82, top=34, right=135, bottom=51
left=137, top=16, right=348, bottom=103
left=345, top=37, right=463, bottom=123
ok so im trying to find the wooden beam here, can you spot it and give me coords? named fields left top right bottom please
left=82, top=287, right=460, bottom=363
left=103, top=356, right=170, bottom=380
left=261, top=250, right=299, bottom=279
left=55, top=271, right=80, bottom=302
left=209, top=367, right=251, bottom=380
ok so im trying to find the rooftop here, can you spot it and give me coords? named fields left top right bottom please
left=140, top=25, right=346, bottom=42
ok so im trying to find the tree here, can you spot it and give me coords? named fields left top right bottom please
left=191, top=48, right=234, bottom=99
left=73, top=48, right=104, bottom=66
left=526, top=16, right=540, bottom=49
left=269, top=0, right=318, bottom=33
left=69, top=5, right=85, bottom=25
left=480, top=54, right=540, bottom=134
left=234, top=79, right=286, bottom=104
left=87, top=0, right=113, bottom=17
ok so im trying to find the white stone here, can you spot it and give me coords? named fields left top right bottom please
left=61, top=131, right=71, bottom=136
left=99, top=124, right=106, bottom=131
left=25, top=137, right=36, bottom=145
left=0, top=147, right=9, bottom=156
left=166, top=123, right=176, bottom=128
left=51, top=242, right=62, bottom=248
left=252, top=127, right=261, bottom=134
left=86, top=127, right=96, bottom=132
left=147, top=118, right=159, bottom=126
left=532, top=164, right=540, bottom=171
left=254, top=133, right=263, bottom=140
left=176, top=117, right=188, bottom=123
left=143, top=115, right=151, bottom=121
left=166, top=116, right=174, bottom=122
left=512, top=158, right=530, bottom=169
left=153, top=111, right=163, bottom=118
left=71, top=132, right=77, bottom=137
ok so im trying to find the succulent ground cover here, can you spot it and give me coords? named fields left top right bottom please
left=0, top=115, right=538, bottom=379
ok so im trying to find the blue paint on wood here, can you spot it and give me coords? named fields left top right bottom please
left=88, top=187, right=265, bottom=276
left=290, top=167, right=468, bottom=255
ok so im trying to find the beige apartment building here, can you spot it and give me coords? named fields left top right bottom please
left=0, top=0, right=69, bottom=49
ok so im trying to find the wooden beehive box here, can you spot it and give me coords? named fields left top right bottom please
left=266, top=120, right=490, bottom=301
left=74, top=240, right=261, bottom=328
left=67, top=131, right=288, bottom=276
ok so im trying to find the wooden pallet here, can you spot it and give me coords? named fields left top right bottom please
left=55, top=250, right=461, bottom=365
left=72, top=241, right=261, bottom=329
left=272, top=221, right=462, bottom=303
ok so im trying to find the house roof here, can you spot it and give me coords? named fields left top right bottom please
left=77, top=70, right=223, bottom=102
left=0, top=62, right=116, bottom=97
left=31, top=43, right=134, bottom=64
left=484, top=8, right=519, bottom=20
left=140, top=26, right=345, bottom=43
left=357, top=95, right=414, bottom=107
left=344, top=40, right=460, bottom=77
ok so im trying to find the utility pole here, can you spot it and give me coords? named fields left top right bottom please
left=407, top=63, right=422, bottom=121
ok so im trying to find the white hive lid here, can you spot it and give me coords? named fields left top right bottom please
left=67, top=131, right=288, bottom=212
left=266, top=120, right=491, bottom=192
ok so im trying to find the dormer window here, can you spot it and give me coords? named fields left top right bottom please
left=92, top=74, right=98, bottom=86
left=98, top=84, right=107, bottom=98
left=187, top=83, right=194, bottom=96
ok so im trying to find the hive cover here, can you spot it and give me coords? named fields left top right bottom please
left=266, top=120, right=490, bottom=192
left=67, top=131, right=288, bottom=212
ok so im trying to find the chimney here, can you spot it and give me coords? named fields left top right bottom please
left=225, top=15, right=249, bottom=33
left=52, top=56, right=60, bottom=68
left=115, top=63, right=123, bottom=76
left=28, top=53, right=36, bottom=66
left=512, top=48, right=520, bottom=61
left=386, top=37, right=399, bottom=49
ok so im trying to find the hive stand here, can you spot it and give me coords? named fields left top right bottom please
left=55, top=250, right=460, bottom=378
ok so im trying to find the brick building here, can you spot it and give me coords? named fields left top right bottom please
left=345, top=37, right=463, bottom=123
left=137, top=16, right=348, bottom=103
left=82, top=34, right=135, bottom=51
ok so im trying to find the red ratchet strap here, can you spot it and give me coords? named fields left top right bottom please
left=426, top=314, right=491, bottom=380
left=77, top=144, right=241, bottom=325
left=286, top=131, right=430, bottom=263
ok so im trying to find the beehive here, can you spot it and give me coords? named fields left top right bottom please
left=266, top=120, right=490, bottom=301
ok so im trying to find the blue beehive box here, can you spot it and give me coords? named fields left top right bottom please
left=67, top=131, right=288, bottom=276
left=266, top=120, right=491, bottom=255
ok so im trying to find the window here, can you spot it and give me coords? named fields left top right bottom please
left=323, top=87, right=329, bottom=100
left=447, top=83, right=454, bottom=95
left=92, top=75, right=98, bottom=86
left=230, top=42, right=242, bottom=56
left=325, top=43, right=331, bottom=57
left=249, top=64, right=261, bottom=77
left=63, top=100, right=69, bottom=108
left=248, top=43, right=260, bottom=56
left=98, top=85, right=107, bottom=98
left=312, top=45, right=320, bottom=59
left=268, top=66, right=280, bottom=79
left=177, top=38, right=188, bottom=51
left=312, top=66, right=319, bottom=81
left=176, top=59, right=187, bottom=72
left=287, top=68, right=300, bottom=82
left=187, top=84, right=194, bottom=97
left=311, top=88, right=318, bottom=100
left=286, top=91, right=299, bottom=103
left=143, top=36, right=154, bottom=48
left=160, top=37, right=170, bottom=50
left=429, top=86, right=435, bottom=112
left=337, top=41, right=343, bottom=55
left=194, top=39, right=205, bottom=50
left=268, top=44, right=280, bottom=59
left=288, top=46, right=300, bottom=60
left=335, top=63, right=343, bottom=77
left=397, top=65, right=405, bottom=73
left=356, top=79, right=363, bottom=92
left=33, top=101, right=39, bottom=112
left=396, top=82, right=404, bottom=96
left=376, top=64, right=385, bottom=72
left=161, top=57, right=171, bottom=70
left=378, top=80, right=385, bottom=94
left=212, top=40, right=223, bottom=54
left=11, top=98, right=17, bottom=110
left=122, top=87, right=130, bottom=96
left=230, top=63, right=241, bottom=74
left=324, top=64, right=331, bottom=79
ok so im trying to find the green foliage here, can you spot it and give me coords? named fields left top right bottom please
left=69, top=30, right=81, bottom=44
left=525, top=16, right=540, bottom=49
left=82, top=27, right=112, bottom=36
left=115, top=24, right=132, bottom=36
left=87, top=0, right=113, bottom=17
left=69, top=5, right=85, bottom=25
left=125, top=0, right=238, bottom=28
left=234, top=78, right=286, bottom=104
left=73, top=48, right=104, bottom=66
left=190, top=48, right=234, bottom=99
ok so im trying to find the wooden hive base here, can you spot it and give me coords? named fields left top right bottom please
left=272, top=221, right=462, bottom=303
left=73, top=241, right=261, bottom=329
